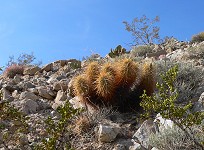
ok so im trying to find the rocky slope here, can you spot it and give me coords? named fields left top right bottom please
left=0, top=38, right=204, bottom=150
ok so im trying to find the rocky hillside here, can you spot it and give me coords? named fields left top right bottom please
left=0, top=38, right=204, bottom=150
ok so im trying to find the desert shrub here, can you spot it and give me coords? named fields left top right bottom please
left=187, top=44, right=204, bottom=59
left=34, top=101, right=81, bottom=150
left=156, top=60, right=204, bottom=102
left=130, top=45, right=153, bottom=57
left=4, top=64, right=24, bottom=78
left=123, top=15, right=160, bottom=46
left=149, top=125, right=204, bottom=150
left=140, top=65, right=204, bottom=149
left=73, top=58, right=156, bottom=112
left=7, top=52, right=42, bottom=67
left=191, top=32, right=204, bottom=43
left=0, top=93, right=29, bottom=149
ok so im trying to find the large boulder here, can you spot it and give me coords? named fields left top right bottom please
left=24, top=66, right=41, bottom=75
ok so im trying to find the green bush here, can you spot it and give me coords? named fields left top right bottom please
left=140, top=65, right=204, bottom=149
left=191, top=32, right=204, bottom=43
left=4, top=64, right=24, bottom=78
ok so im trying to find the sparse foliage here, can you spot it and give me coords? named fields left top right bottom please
left=0, top=93, right=29, bottom=149
left=34, top=101, right=81, bottom=150
left=130, top=45, right=153, bottom=57
left=6, top=52, right=42, bottom=67
left=149, top=125, right=204, bottom=150
left=123, top=15, right=160, bottom=46
left=4, top=64, right=24, bottom=78
left=140, top=65, right=204, bottom=149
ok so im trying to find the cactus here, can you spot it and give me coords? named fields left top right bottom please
left=139, top=62, right=156, bottom=96
left=73, top=58, right=156, bottom=112
left=85, top=61, right=100, bottom=84
left=95, top=71, right=116, bottom=100
left=100, top=63, right=117, bottom=76
left=73, top=75, right=90, bottom=97
left=108, top=45, right=127, bottom=58
left=116, top=58, right=140, bottom=88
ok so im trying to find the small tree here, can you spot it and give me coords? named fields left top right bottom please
left=140, top=66, right=204, bottom=149
left=6, top=52, right=42, bottom=67
left=123, top=15, right=160, bottom=46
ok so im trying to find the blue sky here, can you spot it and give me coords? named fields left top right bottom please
left=0, top=0, right=203, bottom=67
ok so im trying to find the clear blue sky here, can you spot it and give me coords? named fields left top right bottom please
left=0, top=0, right=203, bottom=67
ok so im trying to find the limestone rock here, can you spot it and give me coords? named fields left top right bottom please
left=98, top=123, right=121, bottom=143
left=133, top=119, right=156, bottom=149
left=20, top=91, right=39, bottom=100
left=24, top=66, right=41, bottom=75
left=1, top=87, right=14, bottom=101
left=21, top=99, right=39, bottom=114
left=154, top=113, right=174, bottom=132
left=193, top=92, right=204, bottom=112
left=38, top=87, right=54, bottom=100
left=53, top=79, right=69, bottom=91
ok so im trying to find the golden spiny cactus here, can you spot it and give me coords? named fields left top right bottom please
left=139, top=62, right=156, bottom=96
left=73, top=75, right=90, bottom=97
left=116, top=58, right=140, bottom=87
left=100, top=63, right=117, bottom=76
left=85, top=61, right=100, bottom=84
left=95, top=71, right=116, bottom=100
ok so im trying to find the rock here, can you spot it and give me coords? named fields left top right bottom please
left=12, top=90, right=19, bottom=99
left=60, top=60, right=67, bottom=67
left=38, top=87, right=54, bottom=100
left=1, top=87, right=14, bottom=101
left=41, top=63, right=53, bottom=72
left=18, top=134, right=29, bottom=145
left=153, top=113, right=174, bottom=133
left=133, top=119, right=156, bottom=149
left=193, top=92, right=204, bottom=112
left=98, top=123, right=121, bottom=143
left=53, top=79, right=69, bottom=91
left=23, top=81, right=36, bottom=89
left=24, top=66, right=41, bottom=75
left=13, top=74, right=21, bottom=84
left=68, top=78, right=75, bottom=97
left=19, top=91, right=39, bottom=100
left=0, top=132, right=3, bottom=143
left=151, top=147, right=159, bottom=150
left=54, top=90, right=67, bottom=103
left=113, top=139, right=138, bottom=150
left=129, top=141, right=145, bottom=150
left=21, top=99, right=39, bottom=114
left=52, top=90, right=67, bottom=109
